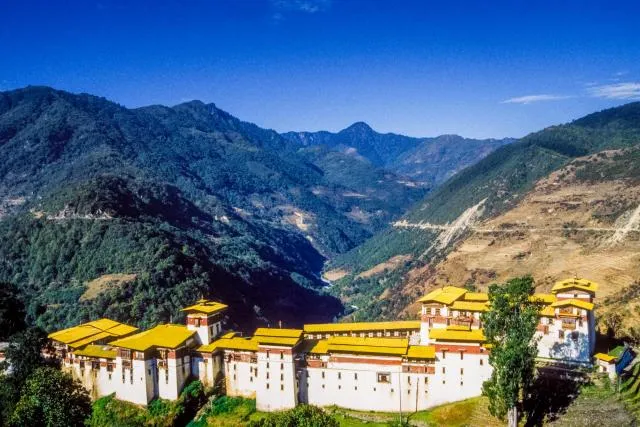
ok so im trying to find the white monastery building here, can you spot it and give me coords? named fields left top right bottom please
left=48, top=278, right=599, bottom=412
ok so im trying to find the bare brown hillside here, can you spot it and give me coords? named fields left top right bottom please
left=397, top=151, right=640, bottom=333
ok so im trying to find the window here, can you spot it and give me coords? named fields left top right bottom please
left=280, top=352, right=284, bottom=360
left=460, top=381, right=464, bottom=386
left=108, top=373, right=112, bottom=380
left=233, top=374, right=236, bottom=380
left=195, top=318, right=201, bottom=327
left=234, top=364, right=237, bottom=371
left=267, top=372, right=270, bottom=379
left=460, top=351, right=464, bottom=360
left=267, top=362, right=270, bottom=368
left=480, top=359, right=484, bottom=366
left=280, top=374, right=284, bottom=380
left=559, top=330, right=565, bottom=339
left=322, top=371, right=325, bottom=379
left=250, top=377, right=253, bottom=382
left=442, top=380, right=446, bottom=384
left=266, top=351, right=270, bottom=359
left=442, top=367, right=446, bottom=374
left=571, top=331, right=579, bottom=341
left=148, top=368, right=151, bottom=375
left=424, top=377, right=428, bottom=384
left=266, top=383, right=269, bottom=389
left=338, top=385, right=341, bottom=389
left=354, top=373, right=358, bottom=380
left=281, top=384, right=284, bottom=391
left=377, top=372, right=390, bottom=383
left=407, top=376, right=411, bottom=384
left=460, top=368, right=464, bottom=375
left=338, top=372, right=341, bottom=380
left=322, top=384, right=325, bottom=388
left=281, top=363, right=284, bottom=370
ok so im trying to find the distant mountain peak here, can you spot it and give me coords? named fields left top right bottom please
left=342, top=121, right=374, bottom=134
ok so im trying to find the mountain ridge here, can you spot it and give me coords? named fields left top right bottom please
left=282, top=123, right=513, bottom=186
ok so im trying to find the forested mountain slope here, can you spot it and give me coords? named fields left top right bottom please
left=328, top=102, right=640, bottom=323
left=0, top=86, right=428, bottom=331
left=283, top=122, right=512, bottom=187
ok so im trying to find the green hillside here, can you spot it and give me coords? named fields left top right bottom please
left=0, top=86, right=427, bottom=332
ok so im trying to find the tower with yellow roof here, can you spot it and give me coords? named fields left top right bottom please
left=181, top=299, right=228, bottom=345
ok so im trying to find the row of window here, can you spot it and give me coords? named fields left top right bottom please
left=310, top=331, right=413, bottom=340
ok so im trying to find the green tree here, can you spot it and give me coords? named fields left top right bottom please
left=481, top=276, right=541, bottom=427
left=0, top=282, right=26, bottom=340
left=249, top=404, right=339, bottom=427
left=10, top=367, right=91, bottom=427
left=2, top=327, right=52, bottom=385
left=0, top=327, right=54, bottom=424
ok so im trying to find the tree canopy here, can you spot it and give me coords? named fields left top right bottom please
left=0, top=327, right=54, bottom=424
left=0, top=282, right=26, bottom=340
left=9, top=367, right=91, bottom=427
left=249, top=404, right=339, bottom=427
left=481, top=276, right=541, bottom=427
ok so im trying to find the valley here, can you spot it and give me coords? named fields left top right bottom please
left=0, top=86, right=508, bottom=334
left=328, top=102, right=640, bottom=333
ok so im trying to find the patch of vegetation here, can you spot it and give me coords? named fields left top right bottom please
left=249, top=404, right=339, bottom=426
left=188, top=396, right=257, bottom=426
left=89, top=380, right=207, bottom=427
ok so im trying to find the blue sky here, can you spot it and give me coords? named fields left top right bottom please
left=1, top=0, right=639, bottom=138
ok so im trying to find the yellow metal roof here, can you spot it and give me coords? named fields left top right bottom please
left=329, top=344, right=408, bottom=356
left=325, top=336, right=408, bottom=356
left=254, top=328, right=303, bottom=339
left=85, top=318, right=121, bottom=330
left=328, top=336, right=408, bottom=348
left=406, top=345, right=436, bottom=359
left=48, top=318, right=139, bottom=347
left=594, top=353, right=616, bottom=363
left=429, top=328, right=486, bottom=342
left=551, top=278, right=598, bottom=294
left=181, top=300, right=228, bottom=315
left=529, top=294, right=557, bottom=304
left=307, top=340, right=329, bottom=354
left=105, top=324, right=139, bottom=336
left=197, top=341, right=220, bottom=353
left=450, top=301, right=488, bottom=312
left=446, top=324, right=471, bottom=331
left=539, top=306, right=556, bottom=317
left=110, top=324, right=196, bottom=351
left=463, top=292, right=488, bottom=302
left=304, top=337, right=434, bottom=359
left=551, top=299, right=594, bottom=311
left=418, top=286, right=467, bottom=305
left=212, top=337, right=259, bottom=352
left=73, top=345, right=117, bottom=359
left=255, top=336, right=301, bottom=347
left=303, top=320, right=420, bottom=333
left=68, top=332, right=114, bottom=349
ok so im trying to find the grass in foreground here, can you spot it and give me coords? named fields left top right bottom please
left=549, top=379, right=634, bottom=427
